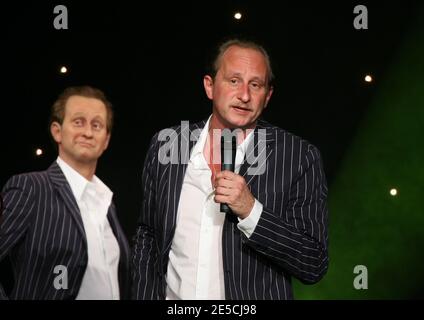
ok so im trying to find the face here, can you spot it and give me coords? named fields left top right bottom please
left=204, top=46, right=273, bottom=130
left=51, top=95, right=110, bottom=167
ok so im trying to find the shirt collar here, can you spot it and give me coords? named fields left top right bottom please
left=56, top=157, right=113, bottom=204
left=189, top=115, right=255, bottom=163
left=190, top=115, right=212, bottom=159
left=238, top=128, right=254, bottom=155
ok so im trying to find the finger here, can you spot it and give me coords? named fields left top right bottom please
left=215, top=186, right=232, bottom=196
left=214, top=177, right=234, bottom=189
left=216, top=170, right=237, bottom=180
left=214, top=194, right=230, bottom=204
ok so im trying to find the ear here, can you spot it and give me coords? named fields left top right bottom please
left=103, top=133, right=111, bottom=151
left=263, top=85, right=274, bottom=109
left=50, top=122, right=62, bottom=144
left=203, top=75, right=214, bottom=100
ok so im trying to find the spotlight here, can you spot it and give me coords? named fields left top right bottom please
left=390, top=188, right=397, bottom=196
left=234, top=12, right=242, bottom=20
left=60, top=66, right=68, bottom=74
left=365, top=75, right=372, bottom=82
left=36, top=148, right=43, bottom=156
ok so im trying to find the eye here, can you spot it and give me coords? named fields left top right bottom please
left=230, top=78, right=239, bottom=85
left=73, top=119, right=83, bottom=126
left=250, top=82, right=262, bottom=90
left=92, top=122, right=104, bottom=131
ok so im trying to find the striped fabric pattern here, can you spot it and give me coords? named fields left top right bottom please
left=132, top=119, right=329, bottom=300
left=0, top=162, right=130, bottom=300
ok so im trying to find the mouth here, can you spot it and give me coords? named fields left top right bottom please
left=77, top=142, right=94, bottom=148
left=231, top=105, right=251, bottom=114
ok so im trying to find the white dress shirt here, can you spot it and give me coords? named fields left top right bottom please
left=56, top=157, right=120, bottom=300
left=166, top=116, right=263, bottom=300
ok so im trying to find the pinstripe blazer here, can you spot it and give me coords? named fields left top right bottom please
left=0, top=162, right=131, bottom=300
left=132, top=119, right=329, bottom=300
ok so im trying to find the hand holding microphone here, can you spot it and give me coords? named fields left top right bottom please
left=215, top=130, right=255, bottom=218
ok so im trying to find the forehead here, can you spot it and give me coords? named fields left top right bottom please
left=219, top=46, right=268, bottom=76
left=64, top=95, right=107, bottom=118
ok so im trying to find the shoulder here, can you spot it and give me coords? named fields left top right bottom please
left=2, top=170, right=50, bottom=193
left=258, top=119, right=323, bottom=161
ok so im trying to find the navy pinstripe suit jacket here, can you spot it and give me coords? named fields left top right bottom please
left=132, top=119, right=329, bottom=300
left=0, top=162, right=131, bottom=299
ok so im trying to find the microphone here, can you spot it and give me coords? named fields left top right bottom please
left=220, top=132, right=236, bottom=214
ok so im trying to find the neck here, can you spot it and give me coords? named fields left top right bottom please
left=59, top=155, right=96, bottom=181
left=76, top=166, right=96, bottom=181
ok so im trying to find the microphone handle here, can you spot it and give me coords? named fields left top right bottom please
left=220, top=203, right=231, bottom=213
left=220, top=163, right=235, bottom=213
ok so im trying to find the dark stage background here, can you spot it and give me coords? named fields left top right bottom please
left=1, top=1, right=423, bottom=299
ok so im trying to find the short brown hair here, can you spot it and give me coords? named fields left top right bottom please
left=50, top=86, right=114, bottom=133
left=211, top=39, right=274, bottom=87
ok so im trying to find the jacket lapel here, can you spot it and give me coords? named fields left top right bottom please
left=48, top=162, right=87, bottom=244
left=107, top=203, right=130, bottom=299
left=107, top=202, right=128, bottom=253
left=162, top=119, right=207, bottom=253
left=239, top=119, right=276, bottom=194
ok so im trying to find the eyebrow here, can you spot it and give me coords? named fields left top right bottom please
left=70, top=112, right=85, bottom=118
left=70, top=113, right=105, bottom=122
left=91, top=116, right=105, bottom=122
left=226, top=72, right=265, bottom=84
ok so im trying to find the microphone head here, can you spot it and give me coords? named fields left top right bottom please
left=221, top=129, right=237, bottom=166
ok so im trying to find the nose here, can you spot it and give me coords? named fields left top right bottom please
left=237, top=83, right=251, bottom=103
left=82, top=124, right=94, bottom=138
